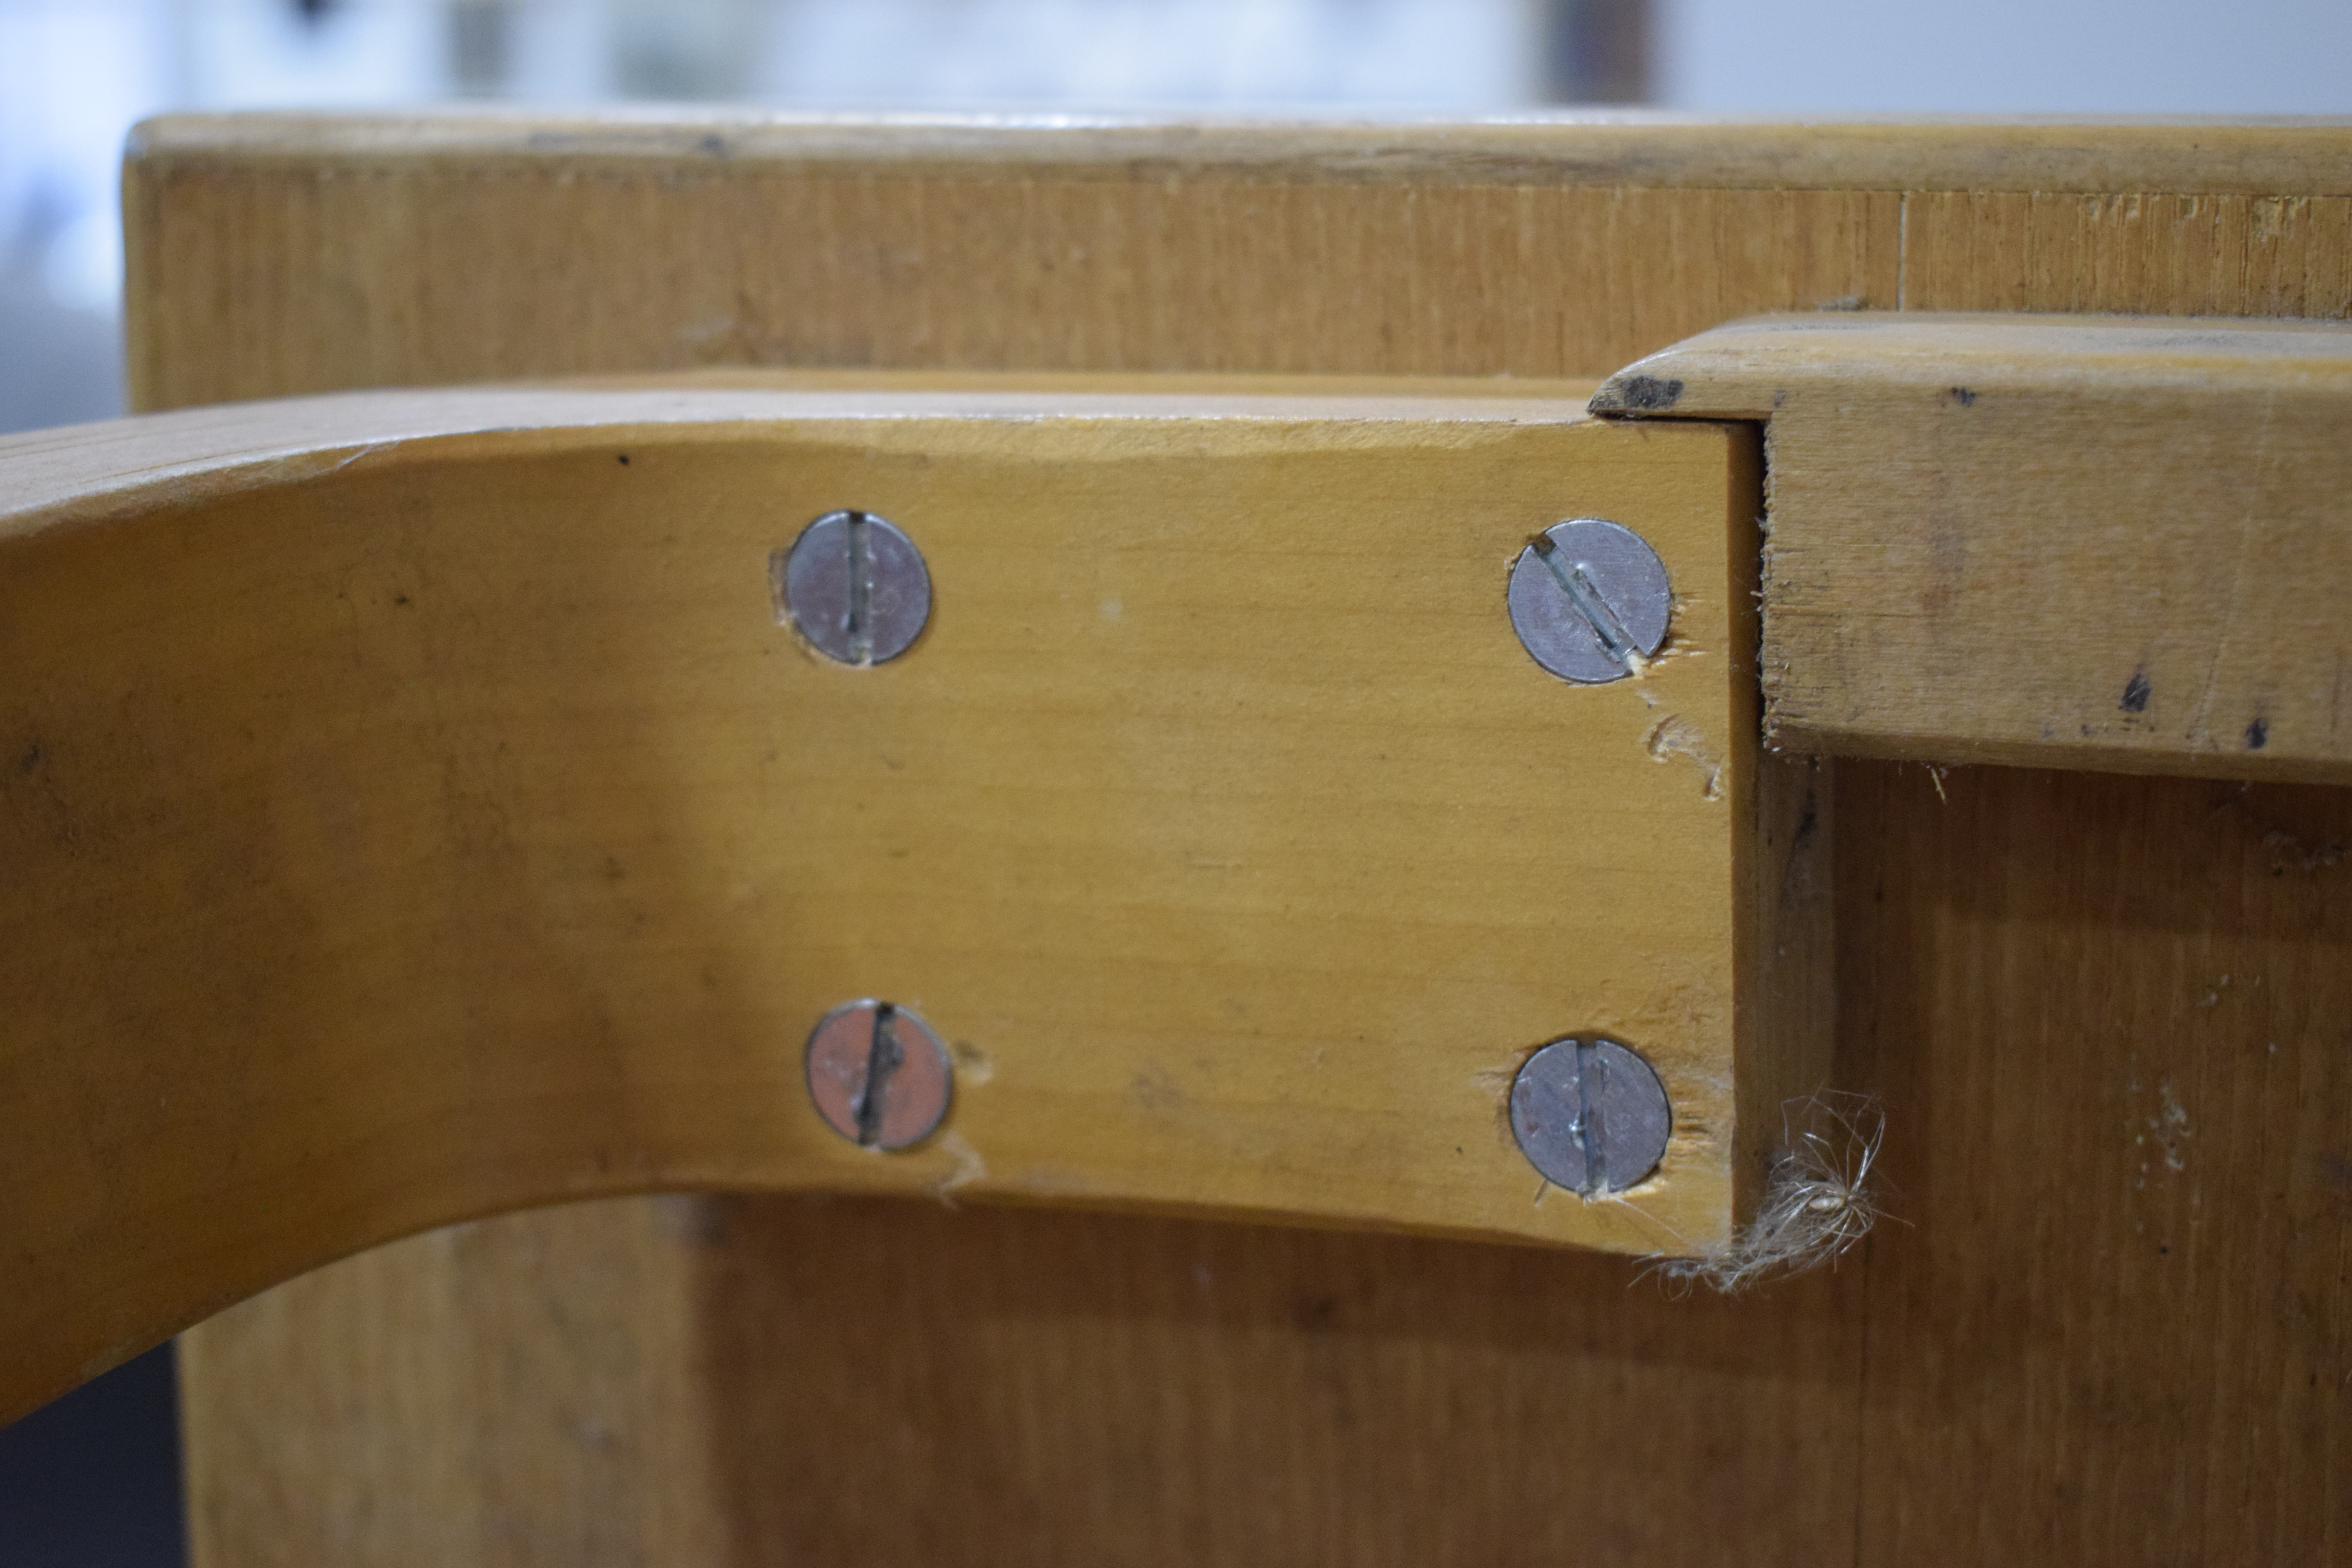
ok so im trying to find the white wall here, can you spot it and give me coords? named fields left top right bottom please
left=1660, top=0, right=2352, bottom=114
left=755, top=0, right=1542, bottom=107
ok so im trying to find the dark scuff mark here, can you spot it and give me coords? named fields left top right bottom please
left=1777, top=781, right=1824, bottom=911
left=1789, top=788, right=1820, bottom=857
left=1592, top=374, right=1684, bottom=413
left=2120, top=669, right=2151, bottom=712
left=1292, top=1294, right=1340, bottom=1332
left=1943, top=386, right=1978, bottom=407
left=617, top=453, right=631, bottom=465
left=2246, top=717, right=2269, bottom=750
left=10, top=736, right=78, bottom=847
left=1130, top=1062, right=1184, bottom=1112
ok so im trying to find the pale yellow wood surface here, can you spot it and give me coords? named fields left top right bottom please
left=145, top=115, right=2351, bottom=1568
left=1592, top=312, right=2352, bottom=780
left=1, top=373, right=1599, bottom=525
left=0, top=378, right=1800, bottom=1424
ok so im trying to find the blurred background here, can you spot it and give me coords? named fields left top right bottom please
left=0, top=0, right=2347, bottom=1561
left=6, top=0, right=2352, bottom=439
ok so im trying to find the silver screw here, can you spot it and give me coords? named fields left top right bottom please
left=1506, top=518, right=1671, bottom=684
left=1508, top=1036, right=1673, bottom=1196
left=773, top=510, right=932, bottom=666
left=804, top=1000, right=953, bottom=1150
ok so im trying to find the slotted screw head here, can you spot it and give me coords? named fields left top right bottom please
left=776, top=510, right=932, bottom=666
left=804, top=1000, right=953, bottom=1150
left=1506, top=518, right=1671, bottom=684
left=1508, top=1036, right=1673, bottom=1197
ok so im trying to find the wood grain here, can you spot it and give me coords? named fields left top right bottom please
left=120, top=115, right=2352, bottom=416
left=0, top=380, right=1802, bottom=1424
left=178, top=1197, right=729, bottom=1567
left=1592, top=311, right=2352, bottom=781
left=145, top=114, right=2352, bottom=1568
left=1902, top=191, right=2352, bottom=319
left=183, top=761, right=2352, bottom=1567
left=121, top=113, right=1908, bottom=407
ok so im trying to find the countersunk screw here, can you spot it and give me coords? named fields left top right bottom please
left=773, top=510, right=932, bottom=666
left=804, top=1000, right=953, bottom=1150
left=1506, top=518, right=1671, bottom=684
left=1508, top=1036, right=1673, bottom=1197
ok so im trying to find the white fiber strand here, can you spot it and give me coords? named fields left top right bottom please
left=1648, top=1098, right=1886, bottom=1294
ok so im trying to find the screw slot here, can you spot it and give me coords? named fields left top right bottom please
left=1506, top=518, right=1671, bottom=684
